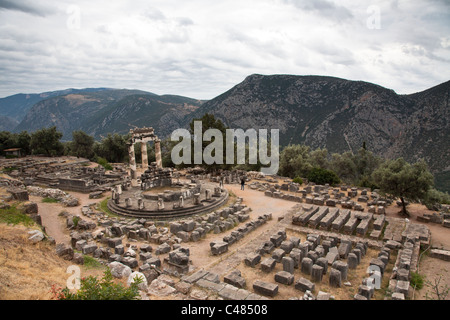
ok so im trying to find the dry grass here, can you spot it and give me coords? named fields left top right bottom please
left=0, top=223, right=103, bottom=300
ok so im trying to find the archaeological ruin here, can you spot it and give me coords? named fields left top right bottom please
left=106, top=127, right=229, bottom=220
left=0, top=156, right=128, bottom=195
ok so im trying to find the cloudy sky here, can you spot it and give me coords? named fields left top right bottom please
left=0, top=0, right=449, bottom=99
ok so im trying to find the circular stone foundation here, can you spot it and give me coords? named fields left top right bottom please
left=107, top=183, right=229, bottom=220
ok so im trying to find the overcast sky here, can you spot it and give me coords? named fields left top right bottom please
left=0, top=0, right=449, bottom=99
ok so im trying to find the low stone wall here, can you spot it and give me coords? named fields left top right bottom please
left=429, top=249, right=450, bottom=261
left=26, top=185, right=79, bottom=207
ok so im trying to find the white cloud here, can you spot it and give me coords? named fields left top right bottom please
left=283, top=0, right=353, bottom=22
left=0, top=0, right=56, bottom=16
left=0, top=0, right=448, bottom=99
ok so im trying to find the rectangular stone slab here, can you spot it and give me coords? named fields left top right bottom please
left=253, top=280, right=279, bottom=297
left=331, top=209, right=351, bottom=232
left=308, top=207, right=329, bottom=228
left=320, top=208, right=340, bottom=230
left=292, top=206, right=319, bottom=226
left=344, top=212, right=358, bottom=234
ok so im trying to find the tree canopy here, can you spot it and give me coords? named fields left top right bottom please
left=94, top=133, right=130, bottom=163
left=187, top=113, right=231, bottom=172
left=279, top=144, right=313, bottom=179
left=307, top=167, right=340, bottom=186
left=30, top=126, right=64, bottom=157
left=70, top=130, right=95, bottom=160
left=0, top=131, right=31, bottom=156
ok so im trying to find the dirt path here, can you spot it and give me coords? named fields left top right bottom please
left=413, top=254, right=450, bottom=300
left=33, top=192, right=105, bottom=246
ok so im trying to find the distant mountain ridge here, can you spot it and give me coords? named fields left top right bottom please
left=0, top=88, right=118, bottom=131
left=11, top=89, right=202, bottom=140
left=0, top=74, right=448, bottom=192
left=0, top=88, right=114, bottom=123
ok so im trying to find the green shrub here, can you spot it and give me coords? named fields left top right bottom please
left=97, top=157, right=113, bottom=171
left=72, top=216, right=80, bottom=228
left=423, top=188, right=450, bottom=209
left=2, top=166, right=18, bottom=173
left=292, top=177, right=303, bottom=184
left=83, top=255, right=103, bottom=269
left=411, top=272, right=425, bottom=290
left=357, top=175, right=379, bottom=190
left=42, top=197, right=60, bottom=203
left=57, top=268, right=142, bottom=300
left=307, top=167, right=340, bottom=186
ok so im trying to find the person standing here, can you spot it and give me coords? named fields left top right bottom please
left=219, top=175, right=224, bottom=188
left=240, top=177, right=245, bottom=190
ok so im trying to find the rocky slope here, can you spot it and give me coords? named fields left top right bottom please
left=0, top=115, right=19, bottom=131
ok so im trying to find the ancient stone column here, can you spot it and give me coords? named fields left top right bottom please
left=179, top=196, right=184, bottom=208
left=138, top=198, right=145, bottom=210
left=158, top=197, right=164, bottom=210
left=141, top=142, right=148, bottom=169
left=155, top=139, right=162, bottom=169
left=193, top=193, right=200, bottom=205
left=112, top=189, right=117, bottom=201
left=128, top=143, right=137, bottom=186
left=125, top=198, right=132, bottom=208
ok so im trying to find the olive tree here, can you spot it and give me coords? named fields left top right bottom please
left=30, top=126, right=64, bottom=156
left=70, top=130, right=95, bottom=160
left=372, top=158, right=434, bottom=216
left=278, top=144, right=312, bottom=178
left=94, top=133, right=129, bottom=163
